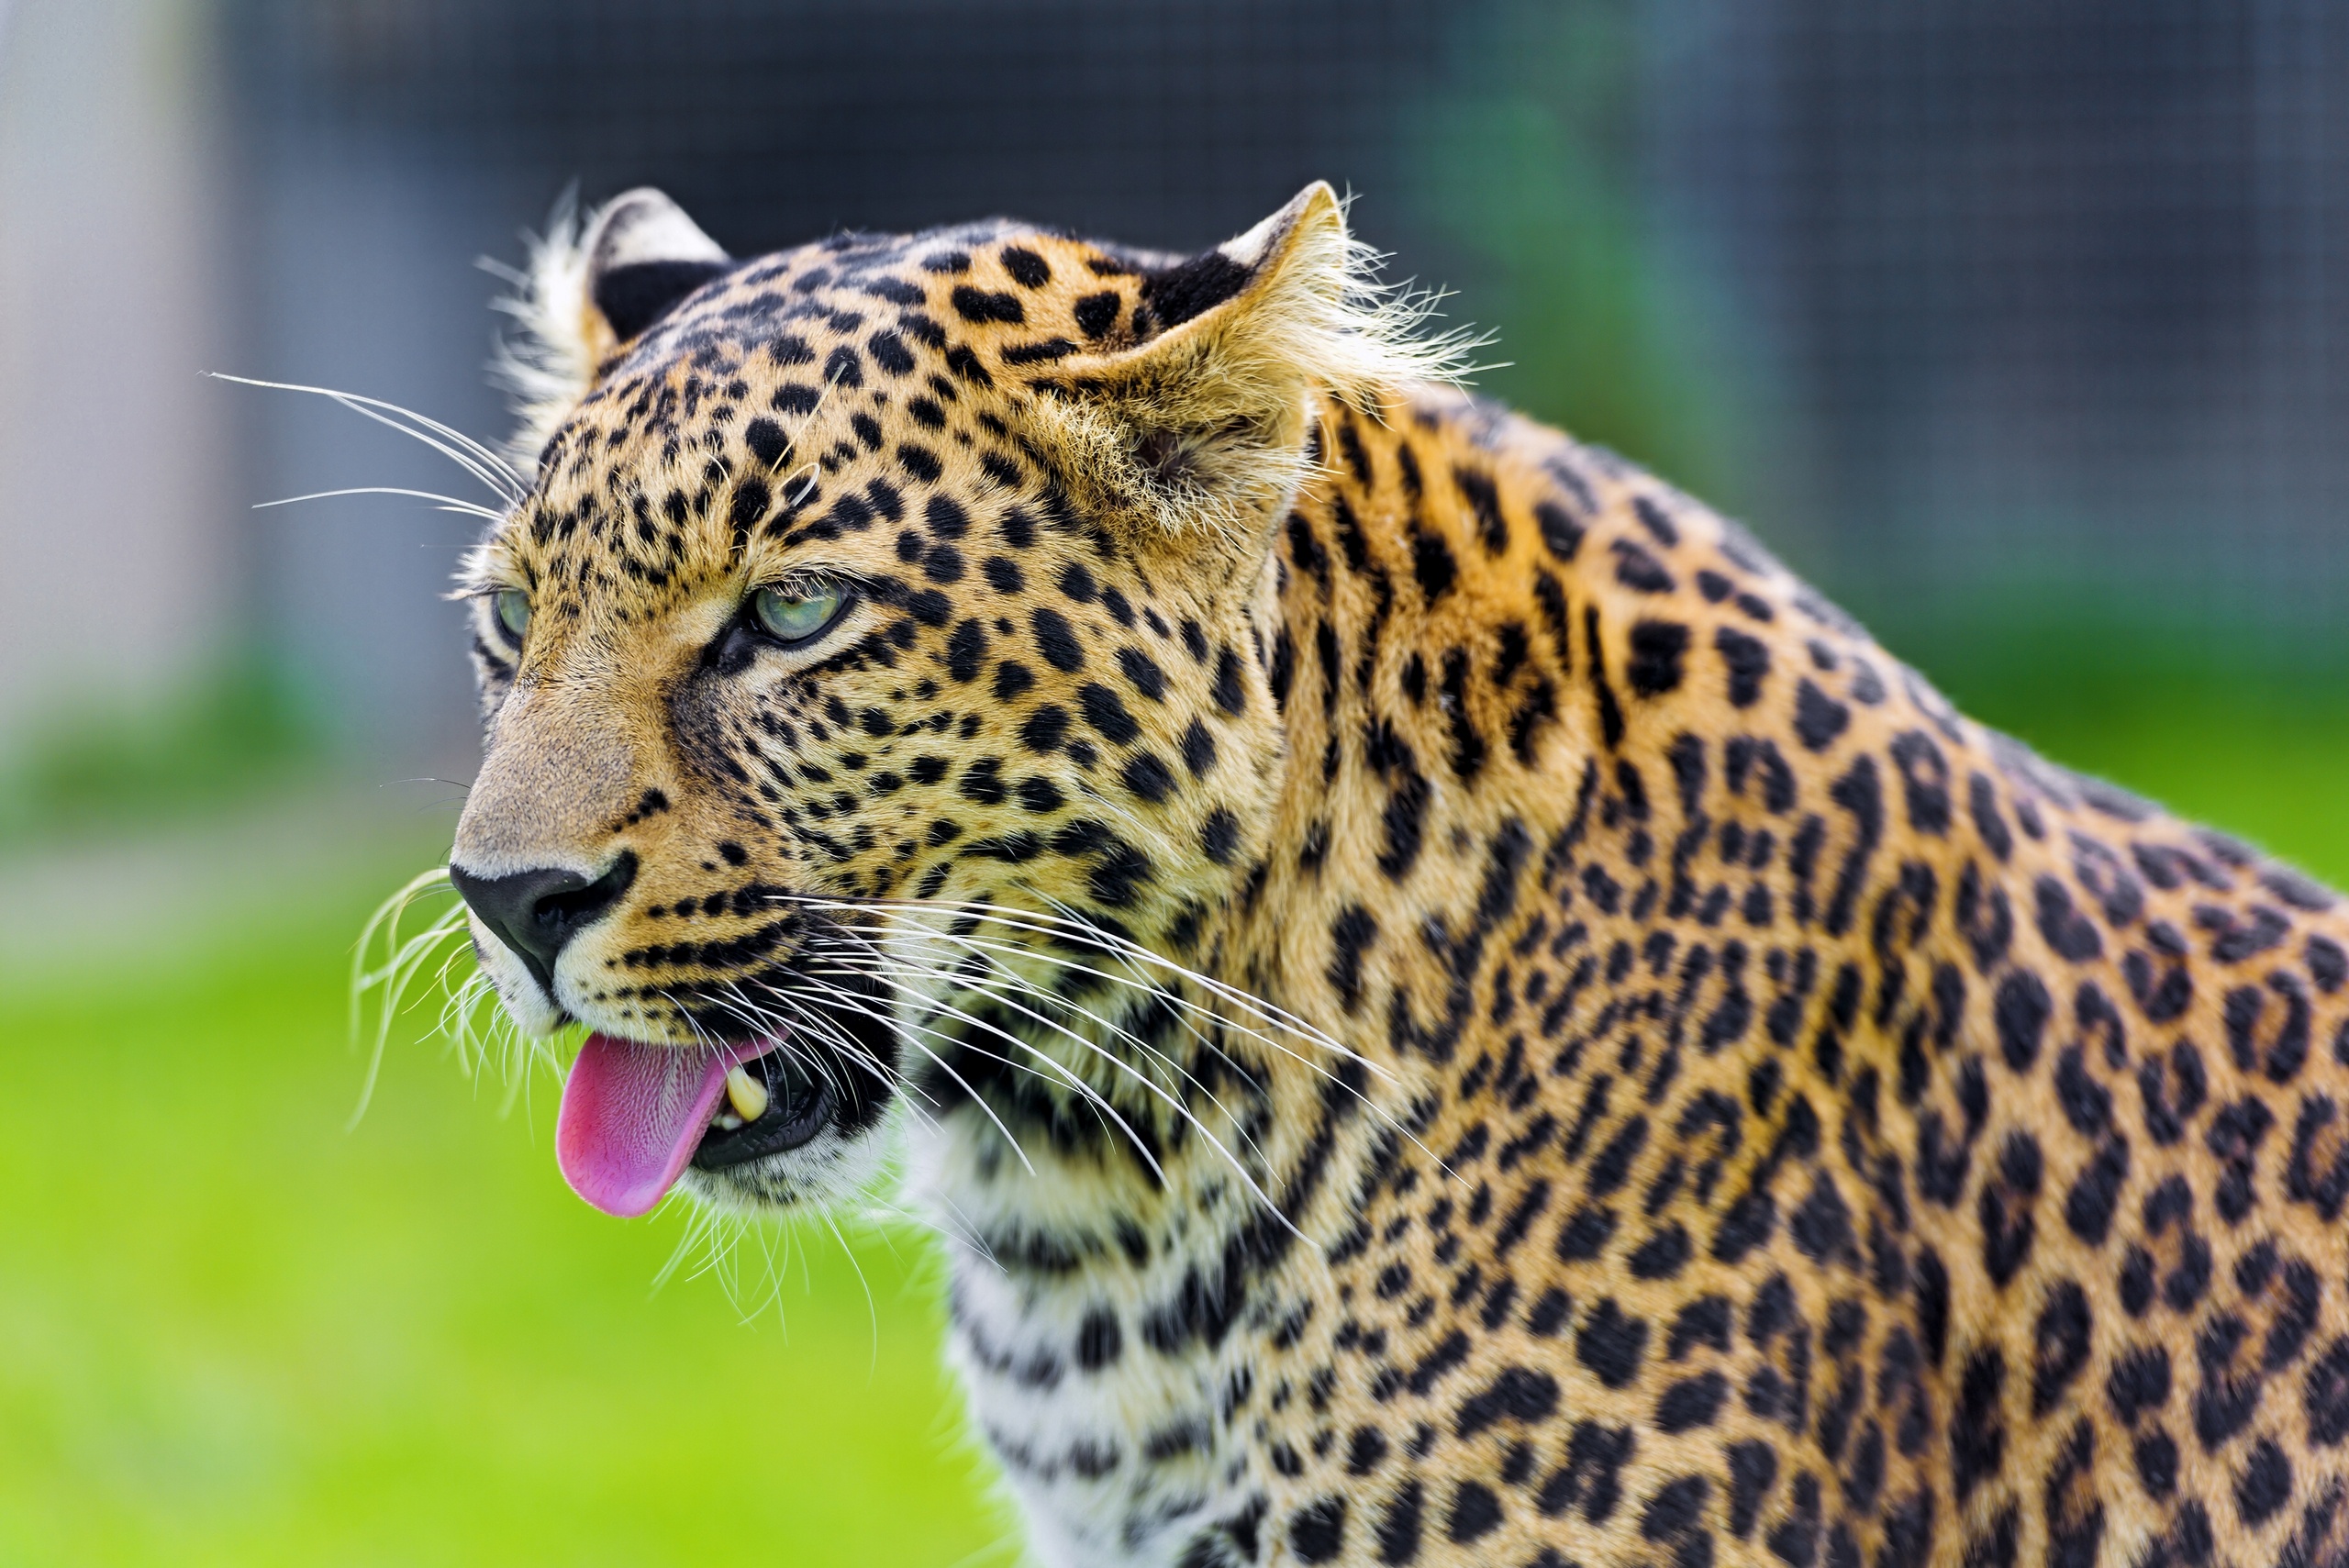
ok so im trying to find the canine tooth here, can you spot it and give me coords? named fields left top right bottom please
left=725, top=1065, right=769, bottom=1124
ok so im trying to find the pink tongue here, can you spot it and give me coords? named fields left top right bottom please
left=557, top=1034, right=758, bottom=1218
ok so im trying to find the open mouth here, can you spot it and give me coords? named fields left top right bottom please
left=690, top=1047, right=833, bottom=1171
left=551, top=980, right=896, bottom=1218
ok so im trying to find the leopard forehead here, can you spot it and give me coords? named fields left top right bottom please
left=495, top=222, right=1193, bottom=615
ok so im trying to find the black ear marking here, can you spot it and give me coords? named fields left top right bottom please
left=595, top=260, right=731, bottom=341
left=1142, top=250, right=1254, bottom=329
left=1133, top=183, right=1335, bottom=332
left=583, top=187, right=731, bottom=343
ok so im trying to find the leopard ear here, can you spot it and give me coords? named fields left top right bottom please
left=582, top=188, right=731, bottom=345
left=495, top=188, right=729, bottom=468
left=1030, top=182, right=1459, bottom=547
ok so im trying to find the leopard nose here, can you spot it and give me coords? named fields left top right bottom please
left=449, top=852, right=639, bottom=992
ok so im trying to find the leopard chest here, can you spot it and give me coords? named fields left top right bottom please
left=908, top=1103, right=1301, bottom=1568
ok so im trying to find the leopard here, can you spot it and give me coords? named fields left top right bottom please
left=429, top=181, right=2349, bottom=1568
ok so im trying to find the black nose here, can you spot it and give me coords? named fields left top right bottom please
left=450, top=851, right=638, bottom=993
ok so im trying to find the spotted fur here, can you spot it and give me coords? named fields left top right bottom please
left=442, top=183, right=2349, bottom=1568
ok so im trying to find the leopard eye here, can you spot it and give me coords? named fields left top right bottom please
left=494, top=589, right=530, bottom=641
left=752, top=583, right=848, bottom=644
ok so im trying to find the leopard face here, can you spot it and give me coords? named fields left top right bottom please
left=447, top=186, right=1359, bottom=1218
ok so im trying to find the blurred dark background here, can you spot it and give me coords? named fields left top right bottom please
left=7, top=0, right=2347, bottom=808
left=3, top=5, right=2346, bottom=1562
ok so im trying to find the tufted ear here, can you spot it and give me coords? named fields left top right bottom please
left=496, top=188, right=730, bottom=468
left=1032, top=182, right=1452, bottom=548
left=580, top=188, right=731, bottom=348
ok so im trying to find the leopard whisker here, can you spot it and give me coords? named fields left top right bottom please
left=252, top=485, right=507, bottom=523
left=834, top=950, right=1283, bottom=1183
left=210, top=373, right=526, bottom=505
left=807, top=951, right=1291, bottom=1217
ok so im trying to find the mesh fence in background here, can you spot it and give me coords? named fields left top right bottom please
left=1656, top=0, right=2349, bottom=637
left=218, top=0, right=2349, bottom=757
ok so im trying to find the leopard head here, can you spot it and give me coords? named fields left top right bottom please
left=443, top=182, right=1433, bottom=1218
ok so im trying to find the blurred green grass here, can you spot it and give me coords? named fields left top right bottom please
left=0, top=851, right=1008, bottom=1567
left=0, top=664, right=2341, bottom=1567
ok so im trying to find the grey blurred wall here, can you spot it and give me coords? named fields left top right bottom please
left=0, top=0, right=236, bottom=748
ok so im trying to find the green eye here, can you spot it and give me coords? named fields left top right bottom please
left=752, top=583, right=848, bottom=643
left=494, top=589, right=530, bottom=641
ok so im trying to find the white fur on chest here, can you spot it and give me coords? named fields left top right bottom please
left=906, top=1112, right=1268, bottom=1568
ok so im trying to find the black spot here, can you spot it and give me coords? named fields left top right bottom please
left=1538, top=1421, right=1634, bottom=1525
left=1454, top=467, right=1509, bottom=555
left=950, top=347, right=996, bottom=388
left=1793, top=680, right=1849, bottom=751
left=1994, top=971, right=2052, bottom=1072
left=1970, top=774, right=2013, bottom=861
left=1291, top=1497, right=1346, bottom=1562
left=1328, top=906, right=1378, bottom=1015
left=742, top=417, right=791, bottom=469
left=994, top=661, right=1035, bottom=702
left=1073, top=291, right=1119, bottom=338
left=2306, top=1339, right=2349, bottom=1445
left=1174, top=718, right=1219, bottom=778
left=945, top=618, right=988, bottom=683
left=1535, top=500, right=1584, bottom=560
left=1075, top=1308, right=1121, bottom=1370
left=1016, top=777, right=1064, bottom=814
left=1376, top=764, right=1431, bottom=883
left=1640, top=1474, right=1708, bottom=1543
left=726, top=477, right=771, bottom=541
left=1629, top=1224, right=1692, bottom=1280
left=2064, top=1140, right=2129, bottom=1245
left=2030, top=1281, right=2093, bottom=1416
left=1121, top=752, right=1174, bottom=803
left=1212, top=650, right=1247, bottom=716
left=1711, top=1191, right=1776, bottom=1263
left=1654, top=1372, right=1728, bottom=1433
left=1000, top=246, right=1051, bottom=287
left=2235, top=1439, right=2291, bottom=1526
left=951, top=285, right=1024, bottom=324
left=1032, top=608, right=1085, bottom=673
left=1576, top=1299, right=1648, bottom=1389
left=1726, top=1443, right=1776, bottom=1538
left=2036, top=876, right=2104, bottom=962
left=1627, top=620, right=1690, bottom=697
left=1952, top=1349, right=2006, bottom=1502
left=1889, top=731, right=1952, bottom=835
left=2106, top=1344, right=2170, bottom=1424
left=1611, top=539, right=1675, bottom=593
left=1118, top=647, right=1168, bottom=701
left=1454, top=1367, right=1559, bottom=1439
left=867, top=329, right=915, bottom=375
left=1446, top=1484, right=1502, bottom=1544
left=1374, top=1478, right=1423, bottom=1563
left=1412, top=528, right=1458, bottom=605
left=1077, top=683, right=1141, bottom=745
left=1201, top=807, right=1241, bottom=865
left=1716, top=626, right=1769, bottom=707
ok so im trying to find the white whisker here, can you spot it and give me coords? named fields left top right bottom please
left=253, top=485, right=507, bottom=523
